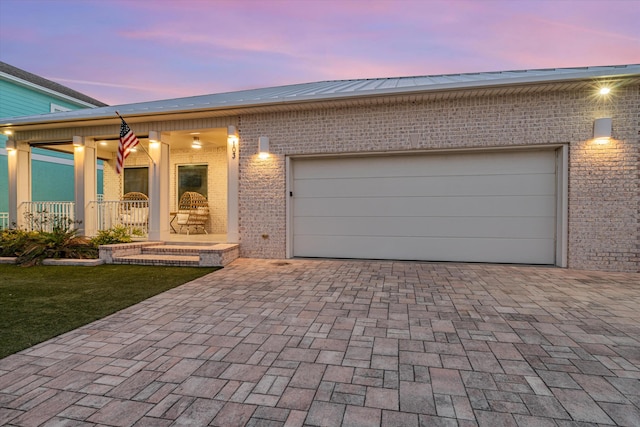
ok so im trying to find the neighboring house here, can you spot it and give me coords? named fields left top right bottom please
left=1, top=64, right=639, bottom=272
left=0, top=61, right=107, bottom=226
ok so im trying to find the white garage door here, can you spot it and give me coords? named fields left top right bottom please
left=292, top=150, right=557, bottom=264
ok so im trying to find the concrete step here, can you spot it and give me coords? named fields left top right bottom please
left=112, top=253, right=200, bottom=267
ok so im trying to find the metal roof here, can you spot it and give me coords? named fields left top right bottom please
left=0, top=61, right=108, bottom=108
left=2, top=64, right=639, bottom=127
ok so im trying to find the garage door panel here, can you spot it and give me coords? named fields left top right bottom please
left=294, top=235, right=555, bottom=265
left=295, top=173, right=556, bottom=198
left=294, top=216, right=556, bottom=239
left=296, top=150, right=556, bottom=179
left=292, top=150, right=557, bottom=265
left=294, top=195, right=556, bottom=218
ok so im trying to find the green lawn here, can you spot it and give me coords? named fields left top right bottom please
left=0, top=264, right=218, bottom=359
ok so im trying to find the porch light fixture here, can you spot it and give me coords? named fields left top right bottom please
left=3, top=130, right=12, bottom=136
left=258, top=136, right=269, bottom=159
left=599, top=87, right=611, bottom=95
left=72, top=136, right=84, bottom=147
left=148, top=130, right=160, bottom=147
left=192, top=136, right=202, bottom=149
left=593, top=117, right=612, bottom=144
left=5, top=139, right=16, bottom=152
left=227, top=125, right=238, bottom=159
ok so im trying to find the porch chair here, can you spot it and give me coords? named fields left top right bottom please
left=119, top=192, right=149, bottom=231
left=176, top=191, right=209, bottom=235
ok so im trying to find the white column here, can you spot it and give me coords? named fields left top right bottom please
left=73, top=136, right=97, bottom=236
left=7, top=139, right=31, bottom=229
left=148, top=131, right=170, bottom=241
left=227, top=130, right=239, bottom=243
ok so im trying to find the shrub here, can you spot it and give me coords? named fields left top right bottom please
left=131, top=227, right=146, bottom=237
left=17, top=228, right=98, bottom=267
left=0, top=218, right=141, bottom=266
left=0, top=229, right=37, bottom=257
left=0, top=213, right=99, bottom=266
left=90, top=225, right=133, bottom=246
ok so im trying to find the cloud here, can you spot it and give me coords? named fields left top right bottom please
left=2, top=0, right=638, bottom=105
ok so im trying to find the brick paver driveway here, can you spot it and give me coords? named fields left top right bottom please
left=1, top=259, right=639, bottom=426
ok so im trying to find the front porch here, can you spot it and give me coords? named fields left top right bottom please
left=17, top=198, right=229, bottom=245
left=9, top=200, right=238, bottom=266
left=5, top=121, right=241, bottom=265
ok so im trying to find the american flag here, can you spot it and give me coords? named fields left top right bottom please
left=116, top=116, right=140, bottom=174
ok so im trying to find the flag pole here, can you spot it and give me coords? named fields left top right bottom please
left=115, top=111, right=156, bottom=165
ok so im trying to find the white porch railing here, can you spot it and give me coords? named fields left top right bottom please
left=0, top=212, right=8, bottom=230
left=14, top=200, right=149, bottom=236
left=90, top=200, right=149, bottom=236
left=21, top=201, right=76, bottom=232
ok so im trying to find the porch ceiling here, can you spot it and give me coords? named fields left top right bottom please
left=32, top=128, right=228, bottom=157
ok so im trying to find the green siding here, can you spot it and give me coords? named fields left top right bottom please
left=0, top=148, right=104, bottom=212
left=0, top=135, right=6, bottom=212
left=1, top=75, right=104, bottom=213
left=97, top=166, right=103, bottom=195
left=32, top=147, right=72, bottom=159
left=0, top=80, right=86, bottom=117
left=0, top=157, right=6, bottom=214
left=32, top=155, right=75, bottom=202
left=30, top=148, right=104, bottom=202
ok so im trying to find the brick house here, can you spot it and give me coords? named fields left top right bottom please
left=2, top=65, right=639, bottom=272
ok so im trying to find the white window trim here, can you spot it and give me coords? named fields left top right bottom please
left=50, top=103, right=72, bottom=113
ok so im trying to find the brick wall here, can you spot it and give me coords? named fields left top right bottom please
left=102, top=158, right=119, bottom=202
left=238, top=85, right=640, bottom=272
left=170, top=146, right=227, bottom=234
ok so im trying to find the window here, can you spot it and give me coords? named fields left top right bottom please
left=124, top=167, right=148, bottom=195
left=177, top=164, right=208, bottom=202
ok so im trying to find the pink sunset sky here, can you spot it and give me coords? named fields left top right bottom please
left=1, top=0, right=638, bottom=106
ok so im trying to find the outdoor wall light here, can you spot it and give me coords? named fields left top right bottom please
left=5, top=139, right=16, bottom=152
left=258, top=136, right=269, bottom=159
left=227, top=125, right=238, bottom=142
left=148, top=130, right=160, bottom=147
left=227, top=125, right=238, bottom=159
left=593, top=117, right=612, bottom=144
left=3, top=130, right=12, bottom=136
left=192, top=136, right=202, bottom=149
left=599, top=87, right=611, bottom=95
left=72, top=136, right=84, bottom=147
